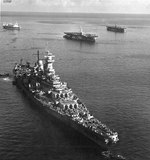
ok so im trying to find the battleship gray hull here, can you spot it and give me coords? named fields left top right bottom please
left=14, top=77, right=108, bottom=150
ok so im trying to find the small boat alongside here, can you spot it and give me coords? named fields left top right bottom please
left=106, top=25, right=126, bottom=33
left=0, top=73, right=9, bottom=78
left=3, top=22, right=21, bottom=30
left=102, top=151, right=126, bottom=160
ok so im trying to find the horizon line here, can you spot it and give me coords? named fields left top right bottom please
left=1, top=11, right=150, bottom=15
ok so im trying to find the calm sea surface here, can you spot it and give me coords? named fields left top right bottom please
left=0, top=12, right=150, bottom=160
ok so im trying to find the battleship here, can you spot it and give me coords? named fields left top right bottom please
left=12, top=50, right=119, bottom=150
left=63, top=28, right=98, bottom=42
left=3, top=22, right=21, bottom=30
left=106, top=25, right=126, bottom=33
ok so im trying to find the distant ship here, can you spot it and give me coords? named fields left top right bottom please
left=106, top=25, right=126, bottom=33
left=13, top=50, right=119, bottom=150
left=3, top=22, right=21, bottom=30
left=63, top=28, right=98, bottom=42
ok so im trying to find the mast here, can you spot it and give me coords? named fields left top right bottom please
left=80, top=26, right=83, bottom=35
left=20, top=58, right=23, bottom=65
left=33, top=50, right=40, bottom=66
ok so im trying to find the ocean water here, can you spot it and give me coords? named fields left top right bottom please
left=0, top=12, right=150, bottom=160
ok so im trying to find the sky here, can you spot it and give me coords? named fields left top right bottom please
left=1, top=0, right=150, bottom=14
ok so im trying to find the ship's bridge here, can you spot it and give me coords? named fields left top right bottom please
left=44, top=50, right=55, bottom=77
